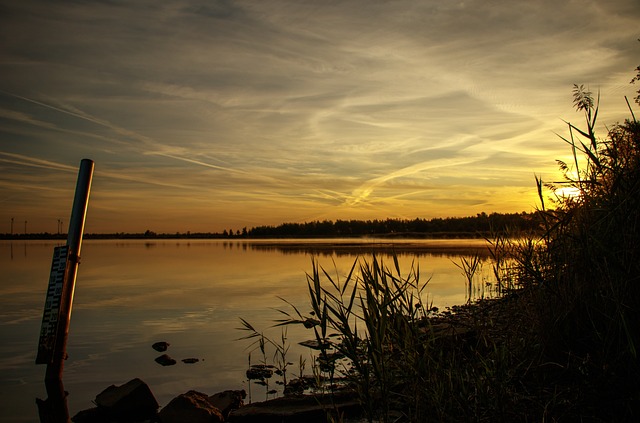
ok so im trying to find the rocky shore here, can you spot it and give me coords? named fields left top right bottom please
left=68, top=338, right=363, bottom=423
left=71, top=377, right=363, bottom=423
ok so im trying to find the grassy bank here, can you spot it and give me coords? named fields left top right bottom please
left=239, top=86, right=640, bottom=422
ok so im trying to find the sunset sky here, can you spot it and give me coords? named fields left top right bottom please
left=1, top=0, right=638, bottom=234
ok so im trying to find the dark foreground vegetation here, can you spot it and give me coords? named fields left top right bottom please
left=239, top=83, right=640, bottom=422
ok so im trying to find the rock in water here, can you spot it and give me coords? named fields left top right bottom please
left=93, top=378, right=159, bottom=421
left=159, top=390, right=224, bottom=423
left=155, top=353, right=177, bottom=366
left=152, top=341, right=170, bottom=352
left=246, top=364, right=273, bottom=380
left=208, top=390, right=246, bottom=419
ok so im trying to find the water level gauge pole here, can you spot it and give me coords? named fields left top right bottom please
left=42, top=159, right=94, bottom=382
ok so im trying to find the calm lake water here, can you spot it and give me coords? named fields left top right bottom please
left=0, top=238, right=492, bottom=422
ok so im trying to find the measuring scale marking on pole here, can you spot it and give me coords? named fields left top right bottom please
left=36, top=246, right=70, bottom=364
left=35, top=158, right=94, bottom=380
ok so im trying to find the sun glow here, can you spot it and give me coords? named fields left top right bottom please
left=554, top=185, right=582, bottom=201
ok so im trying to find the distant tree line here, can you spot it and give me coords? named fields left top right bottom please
left=245, top=212, right=541, bottom=239
left=0, top=212, right=543, bottom=239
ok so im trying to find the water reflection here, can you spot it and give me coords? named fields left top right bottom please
left=6, top=241, right=30, bottom=260
left=0, top=239, right=494, bottom=423
left=222, top=238, right=491, bottom=258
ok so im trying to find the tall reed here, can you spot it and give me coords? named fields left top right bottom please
left=532, top=86, right=640, bottom=364
left=508, top=84, right=640, bottom=418
left=273, top=255, right=431, bottom=422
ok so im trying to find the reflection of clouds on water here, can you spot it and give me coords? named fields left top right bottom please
left=0, top=308, right=41, bottom=325
left=140, top=310, right=219, bottom=333
left=0, top=351, right=36, bottom=371
left=1, top=239, right=499, bottom=421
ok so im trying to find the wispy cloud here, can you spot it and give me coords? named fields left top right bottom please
left=0, top=0, right=637, bottom=232
left=0, top=151, right=76, bottom=172
left=345, top=155, right=488, bottom=207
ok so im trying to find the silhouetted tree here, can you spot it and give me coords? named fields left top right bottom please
left=245, top=212, right=541, bottom=238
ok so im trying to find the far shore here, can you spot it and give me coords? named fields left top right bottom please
left=1, top=235, right=496, bottom=258
left=0, top=231, right=513, bottom=241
